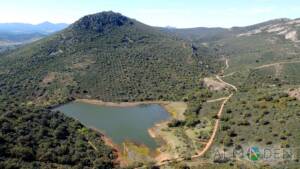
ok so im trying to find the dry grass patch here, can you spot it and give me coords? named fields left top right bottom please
left=72, top=58, right=96, bottom=69
left=162, top=102, right=187, bottom=120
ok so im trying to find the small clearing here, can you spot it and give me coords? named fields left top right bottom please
left=203, top=77, right=227, bottom=91
left=72, top=58, right=96, bottom=69
left=41, top=72, right=57, bottom=84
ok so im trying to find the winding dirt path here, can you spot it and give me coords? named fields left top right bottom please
left=192, top=93, right=233, bottom=158
left=220, top=58, right=229, bottom=75
left=216, top=75, right=238, bottom=91
left=221, top=60, right=300, bottom=77
left=155, top=59, right=238, bottom=167
left=225, top=59, right=229, bottom=70
left=207, top=97, right=228, bottom=103
left=190, top=59, right=300, bottom=160
left=191, top=58, right=237, bottom=159
left=254, top=60, right=300, bottom=69
left=164, top=59, right=300, bottom=166
left=189, top=59, right=300, bottom=161
left=222, top=72, right=236, bottom=77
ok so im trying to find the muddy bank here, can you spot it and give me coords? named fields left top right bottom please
left=76, top=99, right=168, bottom=107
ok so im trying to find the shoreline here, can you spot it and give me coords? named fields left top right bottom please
left=76, top=98, right=172, bottom=108
left=76, top=98, right=186, bottom=119
left=148, top=122, right=172, bottom=161
left=74, top=98, right=187, bottom=165
left=89, top=127, right=124, bottom=166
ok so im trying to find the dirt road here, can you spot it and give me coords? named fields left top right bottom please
left=155, top=59, right=238, bottom=167
left=254, top=60, right=300, bottom=69
left=192, top=93, right=233, bottom=158
left=207, top=97, right=228, bottom=103
left=216, top=75, right=238, bottom=91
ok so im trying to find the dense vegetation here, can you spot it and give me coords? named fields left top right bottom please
left=0, top=108, right=116, bottom=169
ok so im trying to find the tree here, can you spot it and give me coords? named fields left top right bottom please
left=10, top=146, right=34, bottom=161
left=55, top=125, right=69, bottom=139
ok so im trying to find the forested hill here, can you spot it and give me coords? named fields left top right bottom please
left=0, top=11, right=221, bottom=105
left=0, top=11, right=221, bottom=168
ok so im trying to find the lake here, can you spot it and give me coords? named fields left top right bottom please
left=54, top=101, right=170, bottom=149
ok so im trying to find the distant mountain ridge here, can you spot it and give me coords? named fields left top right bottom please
left=0, top=22, right=69, bottom=34
left=0, top=22, right=69, bottom=53
left=160, top=18, right=299, bottom=42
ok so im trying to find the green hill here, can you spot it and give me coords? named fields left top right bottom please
left=0, top=11, right=221, bottom=168
left=0, top=11, right=220, bottom=106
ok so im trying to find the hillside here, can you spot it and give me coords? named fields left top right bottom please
left=160, top=18, right=293, bottom=43
left=194, top=18, right=300, bottom=169
left=0, top=11, right=221, bottom=105
left=159, top=27, right=232, bottom=43
left=154, top=18, right=300, bottom=169
left=0, top=11, right=222, bottom=168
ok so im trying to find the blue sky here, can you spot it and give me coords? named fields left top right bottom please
left=1, top=0, right=300, bottom=28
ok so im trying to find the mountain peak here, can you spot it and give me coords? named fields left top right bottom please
left=72, top=11, right=133, bottom=33
left=37, top=21, right=52, bottom=25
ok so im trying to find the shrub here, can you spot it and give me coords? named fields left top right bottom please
left=223, top=135, right=233, bottom=147
left=10, top=146, right=34, bottom=161
left=185, top=118, right=201, bottom=127
left=168, top=119, right=185, bottom=127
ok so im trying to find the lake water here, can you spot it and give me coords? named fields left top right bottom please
left=54, top=102, right=170, bottom=149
